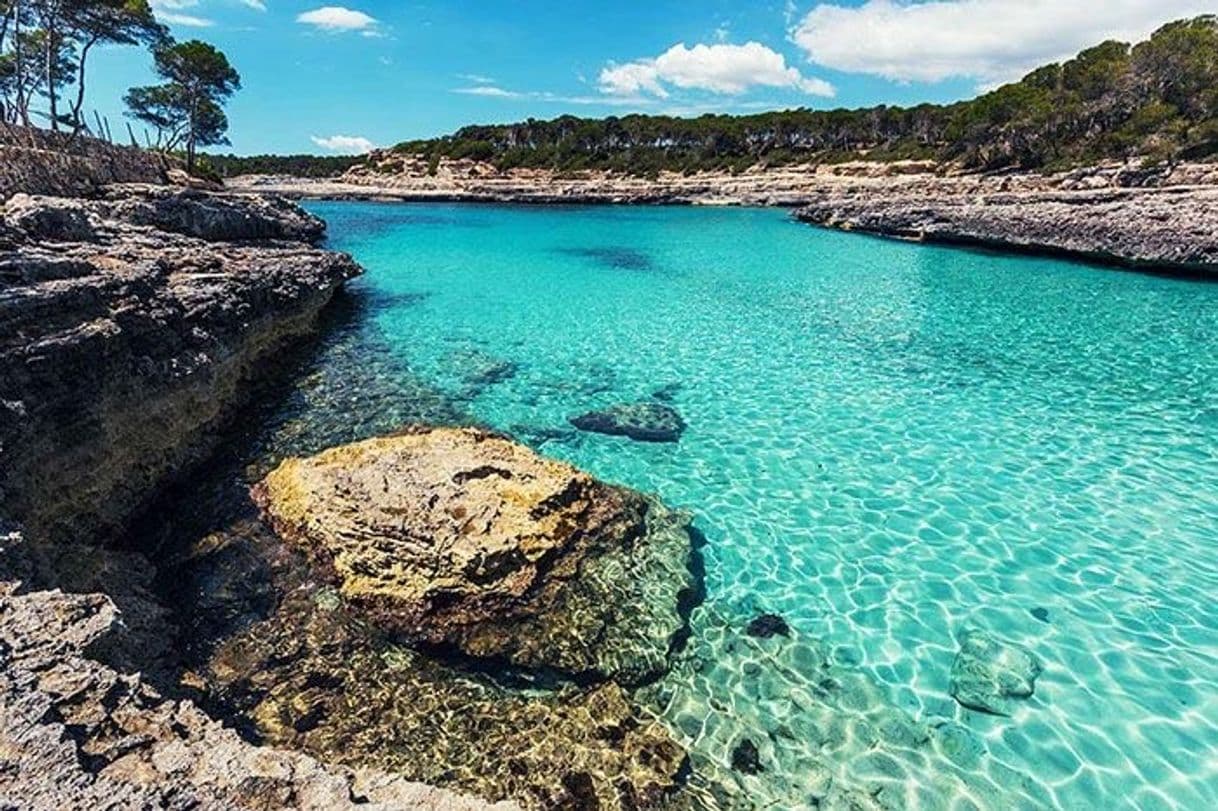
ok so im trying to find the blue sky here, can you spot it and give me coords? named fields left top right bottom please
left=83, top=1, right=1215, bottom=155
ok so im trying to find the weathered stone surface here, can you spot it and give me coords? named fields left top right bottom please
left=0, top=532, right=513, bottom=811
left=253, top=426, right=696, bottom=684
left=0, top=187, right=360, bottom=544
left=796, top=184, right=1218, bottom=273
left=101, top=184, right=328, bottom=243
left=949, top=629, right=1043, bottom=716
left=0, top=125, right=168, bottom=201
left=570, top=402, right=687, bottom=443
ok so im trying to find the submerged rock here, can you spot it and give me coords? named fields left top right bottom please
left=252, top=426, right=697, bottom=684
left=745, top=613, right=791, bottom=639
left=211, top=589, right=685, bottom=810
left=949, top=629, right=1043, bottom=716
left=730, top=739, right=764, bottom=775
left=570, top=402, right=687, bottom=443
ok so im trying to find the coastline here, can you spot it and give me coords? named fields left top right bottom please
left=227, top=160, right=1218, bottom=274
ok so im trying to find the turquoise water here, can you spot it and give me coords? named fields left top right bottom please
left=306, top=201, right=1218, bottom=810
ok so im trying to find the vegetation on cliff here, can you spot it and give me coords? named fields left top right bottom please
left=388, top=16, right=1218, bottom=176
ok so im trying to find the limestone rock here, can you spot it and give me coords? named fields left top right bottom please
left=570, top=402, right=687, bottom=443
left=949, top=629, right=1043, bottom=716
left=796, top=184, right=1218, bottom=273
left=0, top=187, right=360, bottom=544
left=252, top=426, right=696, bottom=684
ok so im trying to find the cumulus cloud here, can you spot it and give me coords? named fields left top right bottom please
left=297, top=6, right=378, bottom=32
left=792, top=0, right=1216, bottom=84
left=311, top=134, right=376, bottom=153
left=600, top=41, right=835, bottom=99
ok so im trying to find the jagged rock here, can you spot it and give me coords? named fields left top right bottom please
left=0, top=539, right=513, bottom=811
left=570, top=402, right=687, bottom=443
left=2, top=193, right=99, bottom=241
left=252, top=426, right=697, bottom=685
left=0, top=187, right=359, bottom=544
left=949, top=629, right=1043, bottom=716
left=101, top=184, right=328, bottom=243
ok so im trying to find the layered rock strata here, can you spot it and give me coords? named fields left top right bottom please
left=0, top=185, right=361, bottom=543
left=253, top=426, right=697, bottom=685
left=796, top=185, right=1218, bottom=273
left=0, top=125, right=168, bottom=199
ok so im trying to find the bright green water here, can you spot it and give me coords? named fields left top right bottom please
left=306, top=201, right=1218, bottom=810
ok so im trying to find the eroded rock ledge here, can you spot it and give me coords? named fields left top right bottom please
left=0, top=185, right=361, bottom=543
left=796, top=184, right=1218, bottom=273
left=252, top=426, right=697, bottom=686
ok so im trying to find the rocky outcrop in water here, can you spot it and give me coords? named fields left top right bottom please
left=0, top=530, right=512, bottom=811
left=0, top=185, right=360, bottom=543
left=949, top=629, right=1043, bottom=716
left=796, top=184, right=1218, bottom=273
left=253, top=426, right=697, bottom=685
left=570, top=402, right=687, bottom=443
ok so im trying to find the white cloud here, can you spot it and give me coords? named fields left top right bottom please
left=150, top=0, right=213, bottom=26
left=792, top=0, right=1216, bottom=84
left=458, top=74, right=498, bottom=85
left=599, top=42, right=835, bottom=99
left=297, top=6, right=378, bottom=32
left=454, top=86, right=522, bottom=98
left=151, top=0, right=266, bottom=25
left=311, top=134, right=376, bottom=153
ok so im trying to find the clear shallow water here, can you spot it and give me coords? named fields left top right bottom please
left=306, top=201, right=1218, bottom=810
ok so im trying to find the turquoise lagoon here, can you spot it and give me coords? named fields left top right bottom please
left=303, top=201, right=1218, bottom=809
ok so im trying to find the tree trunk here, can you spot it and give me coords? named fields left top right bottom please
left=13, top=0, right=27, bottom=126
left=70, top=36, right=97, bottom=135
left=186, top=94, right=198, bottom=174
left=45, top=19, right=57, bottom=131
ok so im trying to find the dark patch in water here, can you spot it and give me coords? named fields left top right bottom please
left=1031, top=607, right=1051, bottom=623
left=557, top=246, right=654, bottom=271
left=746, top=613, right=791, bottom=639
left=730, top=738, right=763, bottom=774
left=652, top=382, right=683, bottom=402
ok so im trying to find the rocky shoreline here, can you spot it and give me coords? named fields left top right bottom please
left=230, top=157, right=1218, bottom=274
left=0, top=150, right=705, bottom=808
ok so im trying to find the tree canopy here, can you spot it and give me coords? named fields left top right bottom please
left=124, top=39, right=240, bottom=172
left=1, top=0, right=166, bottom=132
left=386, top=15, right=1218, bottom=177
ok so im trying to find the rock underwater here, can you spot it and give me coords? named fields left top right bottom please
left=252, top=425, right=698, bottom=685
left=949, top=629, right=1043, bottom=716
left=570, top=402, right=687, bottom=443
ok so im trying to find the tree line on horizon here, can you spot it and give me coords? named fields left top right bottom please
left=0, top=0, right=240, bottom=173
left=380, top=15, right=1217, bottom=177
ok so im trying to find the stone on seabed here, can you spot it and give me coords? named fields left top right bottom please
left=949, top=629, right=1043, bottom=716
